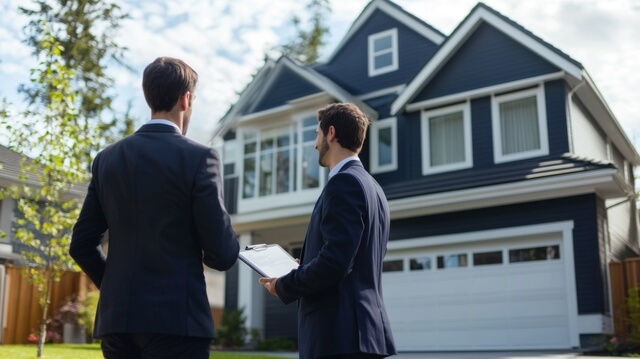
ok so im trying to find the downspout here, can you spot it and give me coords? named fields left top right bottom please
left=566, top=80, right=586, bottom=153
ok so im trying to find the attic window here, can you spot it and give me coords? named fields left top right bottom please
left=368, top=28, right=398, bottom=77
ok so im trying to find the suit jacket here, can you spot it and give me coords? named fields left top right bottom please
left=276, top=160, right=396, bottom=359
left=70, top=124, right=239, bottom=338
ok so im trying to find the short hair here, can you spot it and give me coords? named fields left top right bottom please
left=142, top=57, right=198, bottom=113
left=317, top=103, right=370, bottom=152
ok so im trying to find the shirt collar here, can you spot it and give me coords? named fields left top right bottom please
left=329, top=156, right=360, bottom=179
left=143, top=119, right=181, bottom=132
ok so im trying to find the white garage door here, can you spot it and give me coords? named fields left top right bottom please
left=382, top=234, right=572, bottom=351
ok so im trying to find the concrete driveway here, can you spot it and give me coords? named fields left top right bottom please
left=250, top=351, right=616, bottom=359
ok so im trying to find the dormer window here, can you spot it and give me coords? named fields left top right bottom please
left=492, top=87, right=548, bottom=163
left=368, top=28, right=398, bottom=77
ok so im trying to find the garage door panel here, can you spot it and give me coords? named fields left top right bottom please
left=383, top=236, right=571, bottom=350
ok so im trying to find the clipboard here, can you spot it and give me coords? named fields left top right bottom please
left=238, top=244, right=299, bottom=278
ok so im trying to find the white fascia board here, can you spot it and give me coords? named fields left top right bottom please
left=357, top=85, right=406, bottom=101
left=283, top=59, right=379, bottom=120
left=580, top=71, right=640, bottom=165
left=388, top=168, right=620, bottom=219
left=406, top=71, right=565, bottom=112
left=386, top=220, right=574, bottom=250
left=392, top=7, right=583, bottom=115
left=231, top=204, right=317, bottom=233
left=326, top=0, right=444, bottom=63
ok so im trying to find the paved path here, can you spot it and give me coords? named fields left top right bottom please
left=241, top=351, right=618, bottom=359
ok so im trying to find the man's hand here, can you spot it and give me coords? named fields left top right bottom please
left=259, top=277, right=279, bottom=298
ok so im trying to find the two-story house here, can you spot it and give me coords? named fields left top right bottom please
left=211, top=0, right=640, bottom=351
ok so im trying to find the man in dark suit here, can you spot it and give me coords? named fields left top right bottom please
left=259, top=103, right=396, bottom=359
left=70, top=57, right=239, bottom=359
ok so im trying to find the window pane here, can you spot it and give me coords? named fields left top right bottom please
left=244, top=141, right=256, bottom=154
left=383, top=259, right=403, bottom=272
left=378, top=126, right=393, bottom=166
left=223, top=163, right=235, bottom=176
left=302, top=145, right=320, bottom=189
left=509, top=245, right=560, bottom=263
left=259, top=153, right=273, bottom=196
left=302, top=116, right=317, bottom=127
left=429, top=111, right=464, bottom=166
left=276, top=150, right=290, bottom=193
left=261, top=137, right=274, bottom=151
left=410, top=257, right=431, bottom=271
left=277, top=134, right=290, bottom=148
left=500, top=96, right=540, bottom=155
left=374, top=35, right=392, bottom=52
left=374, top=52, right=393, bottom=69
left=437, top=254, right=468, bottom=269
left=243, top=158, right=255, bottom=198
left=473, top=251, right=503, bottom=266
left=303, top=128, right=316, bottom=142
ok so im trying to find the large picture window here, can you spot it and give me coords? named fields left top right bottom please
left=240, top=115, right=325, bottom=203
left=492, top=87, right=548, bottom=163
left=368, top=28, right=398, bottom=77
left=370, top=117, right=397, bottom=173
left=421, top=102, right=472, bottom=175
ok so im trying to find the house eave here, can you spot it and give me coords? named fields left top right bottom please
left=388, top=168, right=625, bottom=220
left=228, top=168, right=625, bottom=232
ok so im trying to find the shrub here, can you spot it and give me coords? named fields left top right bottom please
left=216, top=307, right=248, bottom=348
left=255, top=337, right=297, bottom=351
left=77, top=290, right=99, bottom=339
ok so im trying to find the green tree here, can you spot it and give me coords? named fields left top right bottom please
left=0, top=0, right=129, bottom=356
left=19, top=0, right=133, bottom=164
left=0, top=24, right=89, bottom=357
left=277, top=0, right=331, bottom=64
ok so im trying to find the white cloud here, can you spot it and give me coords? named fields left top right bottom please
left=0, top=0, right=638, bottom=150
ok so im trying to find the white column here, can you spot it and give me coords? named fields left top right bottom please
left=0, top=198, right=15, bottom=243
left=237, top=233, right=264, bottom=339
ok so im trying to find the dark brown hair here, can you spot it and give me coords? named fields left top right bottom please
left=142, top=57, right=198, bottom=113
left=317, top=103, right=370, bottom=152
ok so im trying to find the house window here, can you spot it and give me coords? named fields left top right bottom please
left=421, top=102, right=472, bottom=175
left=437, top=253, right=468, bottom=269
left=368, top=28, right=398, bottom=77
left=240, top=116, right=324, bottom=200
left=382, top=259, right=404, bottom=272
left=409, top=256, right=431, bottom=271
left=473, top=251, right=503, bottom=266
left=492, top=87, right=548, bottom=163
left=370, top=117, right=397, bottom=173
left=509, top=245, right=560, bottom=263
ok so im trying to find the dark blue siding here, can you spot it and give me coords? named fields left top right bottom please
left=264, top=295, right=298, bottom=340
left=471, top=96, right=494, bottom=168
left=545, top=80, right=570, bottom=155
left=224, top=263, right=239, bottom=311
left=249, top=66, right=321, bottom=114
left=414, top=22, right=559, bottom=101
left=390, top=194, right=604, bottom=314
left=317, top=9, right=439, bottom=96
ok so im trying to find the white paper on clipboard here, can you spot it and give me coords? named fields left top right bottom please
left=238, top=244, right=299, bottom=278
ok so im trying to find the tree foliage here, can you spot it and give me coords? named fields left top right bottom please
left=0, top=0, right=129, bottom=356
left=277, top=0, right=331, bottom=64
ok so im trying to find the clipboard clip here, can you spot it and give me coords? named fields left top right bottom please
left=245, top=244, right=268, bottom=251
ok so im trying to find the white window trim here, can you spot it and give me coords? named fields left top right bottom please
left=492, top=86, right=549, bottom=164
left=421, top=102, right=473, bottom=175
left=370, top=117, right=398, bottom=174
left=368, top=28, right=399, bottom=77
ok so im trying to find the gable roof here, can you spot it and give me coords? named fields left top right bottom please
left=325, top=0, right=445, bottom=63
left=391, top=2, right=584, bottom=115
left=211, top=56, right=378, bottom=141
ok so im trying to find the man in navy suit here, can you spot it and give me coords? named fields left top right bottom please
left=260, top=103, right=396, bottom=359
left=70, top=57, right=239, bottom=359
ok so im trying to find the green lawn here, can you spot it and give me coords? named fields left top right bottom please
left=0, top=344, right=291, bottom=359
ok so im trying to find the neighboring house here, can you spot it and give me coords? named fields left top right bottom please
left=210, top=0, right=639, bottom=351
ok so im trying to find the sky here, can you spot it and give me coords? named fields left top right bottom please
left=0, top=0, right=638, bottom=152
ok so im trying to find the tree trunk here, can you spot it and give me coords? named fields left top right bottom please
left=37, top=322, right=46, bottom=357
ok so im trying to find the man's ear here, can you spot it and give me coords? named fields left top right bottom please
left=179, top=91, right=190, bottom=110
left=327, top=125, right=337, bottom=142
